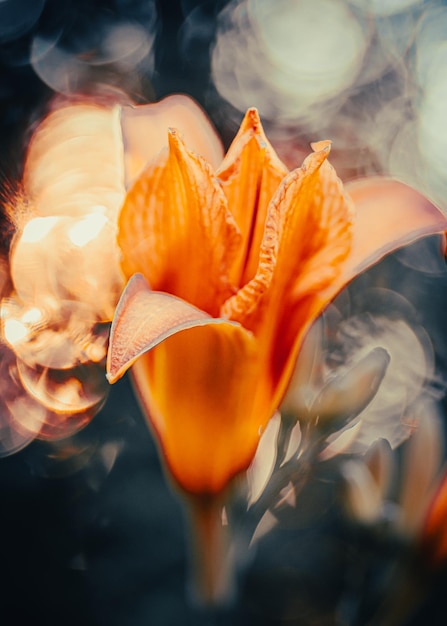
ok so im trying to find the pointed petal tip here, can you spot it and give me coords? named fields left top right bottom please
left=302, top=140, right=332, bottom=172
left=310, top=140, right=332, bottom=154
left=241, top=107, right=262, bottom=132
left=167, top=127, right=206, bottom=166
left=105, top=358, right=119, bottom=384
left=105, top=370, right=116, bottom=384
left=107, top=274, right=230, bottom=386
left=246, top=107, right=260, bottom=119
left=167, top=127, right=182, bottom=146
left=106, top=273, right=148, bottom=384
left=106, top=337, right=126, bottom=385
left=166, top=128, right=195, bottom=166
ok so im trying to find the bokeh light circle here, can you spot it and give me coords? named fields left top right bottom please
left=211, top=0, right=367, bottom=123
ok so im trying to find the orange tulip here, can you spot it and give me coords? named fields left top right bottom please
left=107, top=107, right=447, bottom=498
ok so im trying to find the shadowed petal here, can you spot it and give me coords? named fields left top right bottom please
left=269, top=145, right=353, bottom=402
left=131, top=317, right=261, bottom=495
left=216, top=109, right=288, bottom=285
left=117, top=132, right=241, bottom=316
left=224, top=142, right=353, bottom=407
left=278, top=142, right=353, bottom=301
left=224, top=142, right=352, bottom=321
left=107, top=274, right=227, bottom=382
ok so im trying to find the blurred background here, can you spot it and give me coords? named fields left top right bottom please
left=1, top=1, right=447, bottom=624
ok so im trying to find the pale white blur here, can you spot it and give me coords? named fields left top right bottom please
left=31, top=16, right=157, bottom=95
left=212, top=0, right=367, bottom=127
left=209, top=0, right=447, bottom=212
left=349, top=0, right=423, bottom=16
left=0, top=101, right=126, bottom=452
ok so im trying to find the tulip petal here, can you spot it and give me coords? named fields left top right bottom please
left=224, top=141, right=352, bottom=319
left=118, top=131, right=241, bottom=316
left=224, top=142, right=353, bottom=407
left=216, top=109, right=288, bottom=285
left=131, top=316, right=261, bottom=495
left=343, top=177, right=447, bottom=278
left=107, top=273, right=225, bottom=382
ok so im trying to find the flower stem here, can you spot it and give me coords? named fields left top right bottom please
left=185, top=495, right=235, bottom=607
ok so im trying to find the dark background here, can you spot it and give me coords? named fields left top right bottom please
left=1, top=1, right=447, bottom=625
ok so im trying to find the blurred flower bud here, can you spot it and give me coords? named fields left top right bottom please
left=397, top=403, right=444, bottom=536
left=341, top=458, right=384, bottom=524
left=311, top=347, right=390, bottom=433
left=340, top=439, right=394, bottom=525
left=280, top=318, right=324, bottom=421
left=364, top=437, right=394, bottom=500
left=246, top=412, right=280, bottom=505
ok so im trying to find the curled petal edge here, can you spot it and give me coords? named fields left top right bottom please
left=106, top=273, right=243, bottom=383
